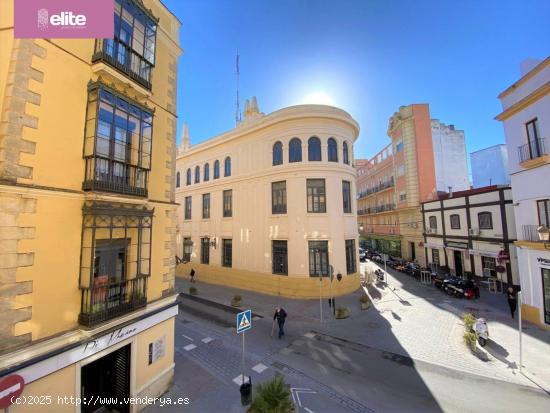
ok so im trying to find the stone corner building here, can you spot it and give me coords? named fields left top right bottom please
left=175, top=100, right=361, bottom=298
left=0, top=0, right=182, bottom=411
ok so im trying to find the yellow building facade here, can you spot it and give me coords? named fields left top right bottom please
left=0, top=1, right=182, bottom=411
left=175, top=101, right=361, bottom=298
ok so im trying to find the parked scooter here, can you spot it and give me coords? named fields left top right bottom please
left=375, top=269, right=385, bottom=282
left=474, top=318, right=489, bottom=346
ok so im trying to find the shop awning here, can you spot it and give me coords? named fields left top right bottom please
left=469, top=249, right=499, bottom=257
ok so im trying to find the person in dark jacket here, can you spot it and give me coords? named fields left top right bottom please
left=273, top=307, right=287, bottom=339
left=189, top=268, right=196, bottom=283
left=507, top=287, right=517, bottom=319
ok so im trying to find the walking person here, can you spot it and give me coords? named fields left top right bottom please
left=189, top=268, right=196, bottom=283
left=273, top=307, right=287, bottom=339
left=507, top=287, right=517, bottom=319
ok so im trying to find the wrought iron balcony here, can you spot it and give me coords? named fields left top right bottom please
left=518, top=138, right=546, bottom=164
left=92, top=39, right=153, bottom=90
left=357, top=178, right=395, bottom=199
left=357, top=203, right=396, bottom=215
left=79, top=276, right=148, bottom=327
left=83, top=156, right=149, bottom=197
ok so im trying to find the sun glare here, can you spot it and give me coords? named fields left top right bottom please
left=302, top=91, right=334, bottom=106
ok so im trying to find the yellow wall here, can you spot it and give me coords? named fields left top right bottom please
left=8, top=364, right=76, bottom=413
left=135, top=317, right=175, bottom=392
left=176, top=262, right=360, bottom=299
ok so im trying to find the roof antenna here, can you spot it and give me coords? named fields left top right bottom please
left=235, top=51, right=241, bottom=125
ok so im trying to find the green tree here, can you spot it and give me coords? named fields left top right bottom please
left=249, top=375, right=295, bottom=413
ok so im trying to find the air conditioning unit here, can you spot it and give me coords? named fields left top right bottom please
left=483, top=268, right=492, bottom=277
left=469, top=228, right=480, bottom=236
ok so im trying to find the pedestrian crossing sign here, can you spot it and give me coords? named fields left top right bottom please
left=236, top=309, right=252, bottom=333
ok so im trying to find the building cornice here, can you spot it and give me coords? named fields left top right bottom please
left=178, top=105, right=360, bottom=159
left=497, top=56, right=550, bottom=99
left=495, top=81, right=550, bottom=121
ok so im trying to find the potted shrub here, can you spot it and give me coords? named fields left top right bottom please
left=231, top=294, right=243, bottom=307
left=189, top=286, right=198, bottom=296
left=463, top=331, right=477, bottom=352
left=249, top=375, right=294, bottom=413
left=462, top=313, right=476, bottom=331
left=359, top=295, right=370, bottom=310
left=335, top=306, right=351, bottom=319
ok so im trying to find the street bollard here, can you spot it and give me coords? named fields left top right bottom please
left=240, top=376, right=252, bottom=406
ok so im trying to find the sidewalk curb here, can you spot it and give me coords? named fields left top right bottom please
left=179, top=292, right=264, bottom=318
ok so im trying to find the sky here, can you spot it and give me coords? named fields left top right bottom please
left=163, top=0, right=550, bottom=160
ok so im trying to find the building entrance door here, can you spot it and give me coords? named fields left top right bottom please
left=410, top=242, right=416, bottom=261
left=454, top=250, right=463, bottom=277
left=81, top=344, right=131, bottom=413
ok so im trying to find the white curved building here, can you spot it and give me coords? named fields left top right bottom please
left=174, top=101, right=361, bottom=297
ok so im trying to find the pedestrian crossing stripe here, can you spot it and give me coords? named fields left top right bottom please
left=236, top=309, right=252, bottom=333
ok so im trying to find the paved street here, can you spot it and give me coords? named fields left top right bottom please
left=142, top=266, right=550, bottom=412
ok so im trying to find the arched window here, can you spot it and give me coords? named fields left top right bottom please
left=308, top=136, right=321, bottom=161
left=204, top=163, right=210, bottom=182
left=343, top=141, right=350, bottom=165
left=273, top=141, right=283, bottom=166
left=224, top=157, right=231, bottom=177
left=289, top=138, right=302, bottom=163
left=186, top=168, right=191, bottom=185
left=214, top=160, right=220, bottom=179
left=194, top=166, right=200, bottom=183
left=176, top=171, right=180, bottom=187
left=327, top=138, right=338, bottom=162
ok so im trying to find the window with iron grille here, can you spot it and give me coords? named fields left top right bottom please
left=222, top=239, right=232, bottom=268
left=83, top=84, right=152, bottom=197
left=478, top=212, right=493, bottom=229
left=223, top=190, right=232, bottom=217
left=78, top=201, right=152, bottom=327
left=202, top=193, right=210, bottom=219
left=450, top=214, right=461, bottom=229
left=307, top=179, right=326, bottom=213
left=345, top=239, right=356, bottom=274
left=309, top=241, right=329, bottom=276
left=201, top=238, right=210, bottom=264
left=272, top=181, right=287, bottom=214
left=184, top=196, right=192, bottom=220
left=92, top=0, right=157, bottom=89
left=272, top=240, right=288, bottom=275
left=342, top=181, right=351, bottom=213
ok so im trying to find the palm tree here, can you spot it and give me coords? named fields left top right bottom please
left=249, top=375, right=294, bottom=413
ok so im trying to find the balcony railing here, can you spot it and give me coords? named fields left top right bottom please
left=79, top=276, right=148, bottom=327
left=357, top=178, right=395, bottom=199
left=83, top=156, right=149, bottom=197
left=92, top=39, right=153, bottom=90
left=522, top=224, right=547, bottom=242
left=357, top=203, right=396, bottom=215
left=518, top=138, right=546, bottom=164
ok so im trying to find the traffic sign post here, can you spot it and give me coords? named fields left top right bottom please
left=236, top=309, right=252, bottom=402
